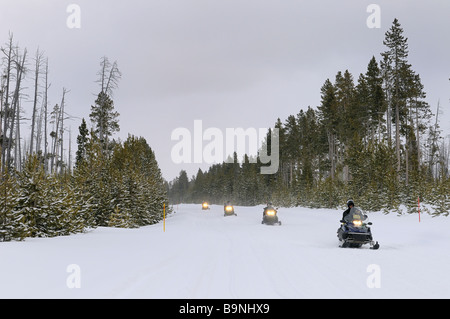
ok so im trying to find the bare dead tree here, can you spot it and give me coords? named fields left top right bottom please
left=43, top=58, right=50, bottom=172
left=50, top=88, right=69, bottom=174
left=14, top=97, right=25, bottom=171
left=59, top=88, right=69, bottom=174
left=49, top=103, right=59, bottom=174
left=1, top=33, right=15, bottom=172
left=5, top=47, right=27, bottom=171
left=29, top=48, right=44, bottom=155
left=97, top=56, right=121, bottom=97
left=68, top=126, right=72, bottom=175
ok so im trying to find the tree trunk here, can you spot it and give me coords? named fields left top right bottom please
left=30, top=49, right=43, bottom=155
left=43, top=59, right=49, bottom=173
left=6, top=49, right=27, bottom=170
left=1, top=34, right=14, bottom=172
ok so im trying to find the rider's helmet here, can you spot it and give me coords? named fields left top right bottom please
left=347, top=199, right=354, bottom=208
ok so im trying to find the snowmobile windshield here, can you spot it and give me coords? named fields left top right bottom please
left=344, top=207, right=367, bottom=223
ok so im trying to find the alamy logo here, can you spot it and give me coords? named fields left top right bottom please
left=66, top=264, right=81, bottom=289
left=171, top=120, right=279, bottom=174
left=366, top=4, right=381, bottom=29
left=366, top=264, right=381, bottom=288
left=66, top=4, right=81, bottom=29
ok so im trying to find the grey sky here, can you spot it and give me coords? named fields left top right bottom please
left=1, top=0, right=449, bottom=180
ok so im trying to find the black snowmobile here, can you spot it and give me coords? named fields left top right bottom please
left=224, top=203, right=237, bottom=216
left=337, top=207, right=379, bottom=249
left=262, top=205, right=281, bottom=225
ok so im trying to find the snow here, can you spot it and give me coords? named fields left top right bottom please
left=1, top=204, right=449, bottom=299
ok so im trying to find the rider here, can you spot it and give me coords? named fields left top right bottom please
left=342, top=199, right=368, bottom=222
left=342, top=200, right=354, bottom=221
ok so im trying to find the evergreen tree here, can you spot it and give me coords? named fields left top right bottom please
left=318, top=79, right=338, bottom=180
left=89, top=92, right=120, bottom=150
left=0, top=171, right=24, bottom=241
left=75, top=118, right=89, bottom=168
left=175, top=170, right=189, bottom=203
left=74, top=131, right=112, bottom=226
left=431, top=177, right=450, bottom=217
left=365, top=56, right=386, bottom=140
left=109, top=135, right=169, bottom=227
left=381, top=18, right=410, bottom=174
left=191, top=168, right=206, bottom=203
left=109, top=205, right=134, bottom=228
left=16, top=155, right=47, bottom=238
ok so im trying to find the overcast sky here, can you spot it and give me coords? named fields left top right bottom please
left=1, top=0, right=449, bottom=181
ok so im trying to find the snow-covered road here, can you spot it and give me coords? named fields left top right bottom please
left=1, top=204, right=449, bottom=298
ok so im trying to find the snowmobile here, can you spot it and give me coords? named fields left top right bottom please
left=262, top=205, right=281, bottom=225
left=337, top=207, right=379, bottom=249
left=224, top=203, right=237, bottom=216
left=201, top=202, right=210, bottom=210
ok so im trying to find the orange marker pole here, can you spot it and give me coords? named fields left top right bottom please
left=163, top=203, right=166, bottom=232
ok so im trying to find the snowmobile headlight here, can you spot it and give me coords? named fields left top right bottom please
left=353, top=220, right=362, bottom=227
left=266, top=210, right=276, bottom=216
left=225, top=206, right=233, bottom=212
left=202, top=203, right=208, bottom=208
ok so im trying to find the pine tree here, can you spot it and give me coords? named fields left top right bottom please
left=318, top=79, right=338, bottom=180
left=189, top=168, right=206, bottom=203
left=0, top=171, right=25, bottom=241
left=335, top=70, right=357, bottom=144
left=74, top=131, right=112, bottom=226
left=108, top=205, right=134, bottom=228
left=335, top=70, right=357, bottom=182
left=90, top=92, right=120, bottom=150
left=365, top=56, right=385, bottom=141
left=42, top=174, right=88, bottom=236
left=16, top=155, right=47, bottom=237
left=381, top=18, right=410, bottom=174
left=431, top=177, right=450, bottom=217
left=108, top=135, right=169, bottom=227
left=75, top=118, right=89, bottom=168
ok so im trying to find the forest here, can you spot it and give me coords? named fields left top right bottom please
left=0, top=35, right=169, bottom=241
left=168, top=19, right=450, bottom=215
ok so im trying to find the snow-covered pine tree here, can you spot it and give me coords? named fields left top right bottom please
left=15, top=155, right=48, bottom=237
left=133, top=136, right=168, bottom=225
left=62, top=179, right=89, bottom=234
left=74, top=131, right=113, bottom=226
left=41, top=174, right=88, bottom=236
left=90, top=92, right=120, bottom=150
left=75, top=118, right=89, bottom=169
left=0, top=171, right=25, bottom=241
left=431, top=176, right=450, bottom=217
left=108, top=205, right=134, bottom=228
left=108, top=135, right=169, bottom=227
left=70, top=175, right=96, bottom=230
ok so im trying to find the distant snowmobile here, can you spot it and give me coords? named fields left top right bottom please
left=201, top=202, right=210, bottom=210
left=224, top=203, right=237, bottom=216
left=337, top=207, right=379, bottom=249
left=262, top=205, right=281, bottom=225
